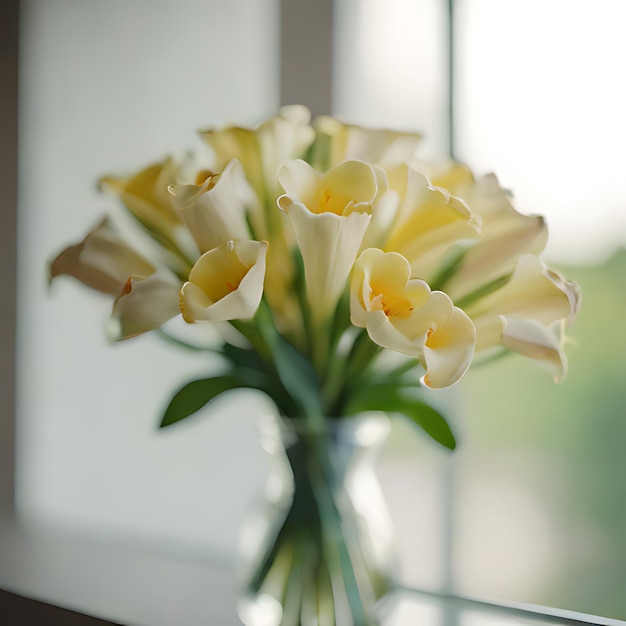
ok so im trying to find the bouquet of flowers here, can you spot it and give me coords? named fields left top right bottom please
left=49, top=105, right=580, bottom=624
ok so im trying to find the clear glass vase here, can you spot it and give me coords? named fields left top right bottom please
left=237, top=413, right=396, bottom=626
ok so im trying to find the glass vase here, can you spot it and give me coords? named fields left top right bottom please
left=237, top=413, right=396, bottom=626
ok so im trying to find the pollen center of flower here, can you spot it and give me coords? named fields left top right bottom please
left=370, top=288, right=414, bottom=320
left=195, top=169, right=218, bottom=187
left=318, top=188, right=352, bottom=216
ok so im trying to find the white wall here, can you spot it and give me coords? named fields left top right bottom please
left=17, top=0, right=280, bottom=564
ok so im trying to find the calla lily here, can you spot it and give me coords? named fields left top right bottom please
left=351, top=248, right=475, bottom=388
left=311, top=115, right=422, bottom=176
left=501, top=318, right=569, bottom=382
left=180, top=240, right=268, bottom=323
left=384, top=166, right=481, bottom=282
left=443, top=174, right=549, bottom=300
left=423, top=159, right=476, bottom=192
left=463, top=254, right=581, bottom=382
left=200, top=107, right=313, bottom=331
left=99, top=158, right=197, bottom=259
left=48, top=217, right=156, bottom=296
left=108, top=270, right=182, bottom=340
left=168, top=160, right=254, bottom=253
left=199, top=105, right=315, bottom=202
left=278, top=159, right=382, bottom=325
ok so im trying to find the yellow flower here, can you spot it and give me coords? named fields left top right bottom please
left=200, top=107, right=314, bottom=336
left=311, top=115, right=422, bottom=176
left=442, top=173, right=549, bottom=301
left=384, top=165, right=481, bottom=282
left=199, top=105, right=315, bottom=203
left=179, top=240, right=268, bottom=323
left=168, top=160, right=254, bottom=254
left=350, top=248, right=475, bottom=388
left=278, top=159, right=382, bottom=326
left=109, top=271, right=182, bottom=340
left=48, top=217, right=156, bottom=296
left=99, top=157, right=197, bottom=260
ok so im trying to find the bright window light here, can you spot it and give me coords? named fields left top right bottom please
left=455, top=0, right=626, bottom=265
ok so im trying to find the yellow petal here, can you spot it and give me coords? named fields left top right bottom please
left=385, top=166, right=480, bottom=280
left=99, top=157, right=186, bottom=240
left=278, top=160, right=385, bottom=325
left=350, top=248, right=475, bottom=388
left=199, top=106, right=314, bottom=200
left=279, top=159, right=381, bottom=216
left=421, top=305, right=476, bottom=389
left=444, top=174, right=549, bottom=300
left=311, top=115, right=422, bottom=172
left=180, top=240, right=268, bottom=322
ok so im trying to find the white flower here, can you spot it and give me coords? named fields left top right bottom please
left=351, top=248, right=475, bottom=388
left=48, top=217, right=155, bottom=296
left=384, top=165, right=481, bottom=281
left=278, top=159, right=382, bottom=326
left=109, top=270, right=182, bottom=340
left=180, top=240, right=268, bottom=323
left=465, top=254, right=581, bottom=380
left=169, top=160, right=254, bottom=253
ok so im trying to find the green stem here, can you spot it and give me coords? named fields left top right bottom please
left=345, top=330, right=381, bottom=384
left=230, top=317, right=273, bottom=365
left=307, top=438, right=374, bottom=625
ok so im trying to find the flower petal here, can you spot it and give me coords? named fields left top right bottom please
left=286, top=201, right=371, bottom=323
left=501, top=317, right=568, bottom=382
left=279, top=159, right=381, bottom=216
left=444, top=174, right=549, bottom=299
left=385, top=166, right=481, bottom=280
left=468, top=254, right=580, bottom=332
left=350, top=248, right=476, bottom=388
left=99, top=157, right=187, bottom=240
left=108, top=270, right=182, bottom=340
left=169, top=160, right=253, bottom=253
left=311, top=115, right=422, bottom=172
left=200, top=106, right=315, bottom=200
left=279, top=160, right=385, bottom=325
left=180, top=240, right=268, bottom=322
left=421, top=305, right=476, bottom=389
left=48, top=218, right=155, bottom=296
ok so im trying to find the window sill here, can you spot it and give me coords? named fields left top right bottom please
left=1, top=514, right=624, bottom=626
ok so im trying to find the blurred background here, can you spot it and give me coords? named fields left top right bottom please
left=14, top=0, right=626, bottom=620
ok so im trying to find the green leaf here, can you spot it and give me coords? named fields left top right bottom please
left=255, top=300, right=322, bottom=417
left=221, top=342, right=266, bottom=371
left=160, top=375, right=243, bottom=428
left=270, top=331, right=322, bottom=417
left=398, top=398, right=457, bottom=450
left=345, top=384, right=457, bottom=450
